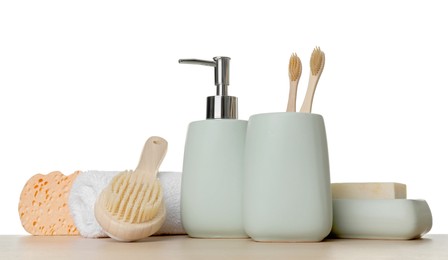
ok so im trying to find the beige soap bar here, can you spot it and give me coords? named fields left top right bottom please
left=19, top=171, right=80, bottom=235
left=331, top=182, right=407, bottom=199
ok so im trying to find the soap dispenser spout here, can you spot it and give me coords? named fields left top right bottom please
left=178, top=57, right=230, bottom=96
left=179, top=56, right=238, bottom=119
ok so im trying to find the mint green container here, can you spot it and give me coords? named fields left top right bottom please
left=243, top=112, right=332, bottom=242
left=179, top=56, right=248, bottom=238
left=182, top=119, right=248, bottom=238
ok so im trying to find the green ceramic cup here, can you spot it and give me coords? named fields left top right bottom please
left=243, top=112, right=332, bottom=242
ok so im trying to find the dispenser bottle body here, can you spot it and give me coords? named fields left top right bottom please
left=181, top=119, right=248, bottom=238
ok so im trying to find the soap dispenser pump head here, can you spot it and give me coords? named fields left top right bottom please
left=213, top=56, right=230, bottom=96
left=179, top=56, right=238, bottom=119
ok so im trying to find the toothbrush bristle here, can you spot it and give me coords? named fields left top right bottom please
left=310, top=47, right=325, bottom=76
left=289, top=53, right=302, bottom=81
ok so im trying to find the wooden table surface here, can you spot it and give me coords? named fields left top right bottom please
left=1, top=234, right=447, bottom=259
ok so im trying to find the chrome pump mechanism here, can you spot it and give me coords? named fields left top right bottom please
left=179, top=57, right=238, bottom=119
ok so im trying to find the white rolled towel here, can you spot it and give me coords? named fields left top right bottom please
left=68, top=170, right=185, bottom=238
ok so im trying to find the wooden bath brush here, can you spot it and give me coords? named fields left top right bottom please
left=94, top=136, right=168, bottom=241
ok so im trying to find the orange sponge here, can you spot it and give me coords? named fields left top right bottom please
left=18, top=171, right=80, bottom=235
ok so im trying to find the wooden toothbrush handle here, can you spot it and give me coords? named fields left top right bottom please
left=300, top=74, right=321, bottom=113
left=286, top=80, right=298, bottom=112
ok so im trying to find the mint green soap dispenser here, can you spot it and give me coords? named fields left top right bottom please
left=179, top=57, right=248, bottom=238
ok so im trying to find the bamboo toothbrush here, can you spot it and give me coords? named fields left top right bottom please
left=286, top=53, right=302, bottom=112
left=300, top=47, right=325, bottom=113
left=94, top=136, right=168, bottom=242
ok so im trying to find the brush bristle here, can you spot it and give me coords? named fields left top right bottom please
left=310, top=47, right=325, bottom=76
left=289, top=53, right=302, bottom=81
left=102, top=170, right=163, bottom=224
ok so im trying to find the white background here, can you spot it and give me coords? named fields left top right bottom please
left=1, top=0, right=447, bottom=235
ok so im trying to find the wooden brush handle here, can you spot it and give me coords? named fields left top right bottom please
left=286, top=80, right=298, bottom=112
left=135, top=136, right=168, bottom=179
left=300, top=74, right=318, bottom=113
